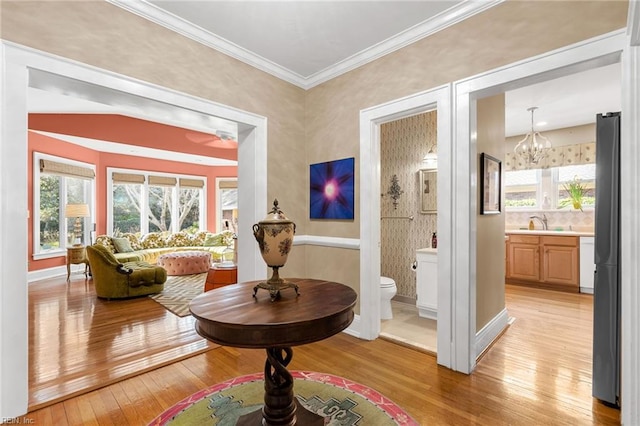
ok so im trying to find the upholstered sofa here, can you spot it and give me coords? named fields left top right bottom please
left=86, top=244, right=167, bottom=299
left=95, top=230, right=235, bottom=265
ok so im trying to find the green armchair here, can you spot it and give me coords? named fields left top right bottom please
left=86, top=244, right=167, bottom=299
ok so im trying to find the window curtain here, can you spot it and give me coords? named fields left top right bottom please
left=505, top=141, right=596, bottom=171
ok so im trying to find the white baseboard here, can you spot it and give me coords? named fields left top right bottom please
left=580, top=287, right=594, bottom=294
left=28, top=265, right=67, bottom=283
left=475, top=308, right=509, bottom=359
left=418, top=307, right=437, bottom=320
left=343, top=314, right=362, bottom=339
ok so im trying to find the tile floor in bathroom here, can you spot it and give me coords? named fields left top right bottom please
left=380, top=300, right=437, bottom=354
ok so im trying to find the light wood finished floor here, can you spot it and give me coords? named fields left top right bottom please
left=21, top=279, right=620, bottom=425
left=28, top=274, right=217, bottom=410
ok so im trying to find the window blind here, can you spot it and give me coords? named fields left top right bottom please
left=148, top=176, right=177, bottom=186
left=39, top=159, right=95, bottom=179
left=112, top=172, right=145, bottom=184
left=219, top=180, right=237, bottom=189
left=179, top=178, right=205, bottom=188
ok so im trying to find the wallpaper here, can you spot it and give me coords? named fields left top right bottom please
left=380, top=111, right=437, bottom=300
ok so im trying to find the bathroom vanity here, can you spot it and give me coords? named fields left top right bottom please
left=416, top=248, right=437, bottom=320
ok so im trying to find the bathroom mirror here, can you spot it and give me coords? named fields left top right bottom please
left=419, top=169, right=437, bottom=213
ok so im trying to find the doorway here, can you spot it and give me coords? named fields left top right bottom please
left=0, top=42, right=268, bottom=414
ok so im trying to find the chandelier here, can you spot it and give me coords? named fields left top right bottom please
left=514, top=107, right=551, bottom=166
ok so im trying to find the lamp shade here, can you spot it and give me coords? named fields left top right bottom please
left=65, top=203, right=90, bottom=218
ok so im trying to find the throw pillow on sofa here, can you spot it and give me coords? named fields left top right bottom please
left=165, top=231, right=192, bottom=247
left=121, top=233, right=142, bottom=251
left=204, top=233, right=224, bottom=246
left=140, top=232, right=166, bottom=249
left=95, top=235, right=116, bottom=253
left=112, top=237, right=134, bottom=253
left=191, top=230, right=208, bottom=246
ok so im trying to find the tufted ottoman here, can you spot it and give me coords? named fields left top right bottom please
left=157, top=251, right=212, bottom=276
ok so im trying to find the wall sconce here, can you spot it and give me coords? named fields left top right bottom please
left=65, top=203, right=90, bottom=246
left=383, top=174, right=404, bottom=210
left=421, top=145, right=438, bottom=170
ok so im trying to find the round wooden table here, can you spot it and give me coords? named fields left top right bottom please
left=190, top=278, right=357, bottom=426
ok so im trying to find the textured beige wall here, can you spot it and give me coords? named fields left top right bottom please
left=1, top=0, right=308, bottom=271
left=476, top=95, right=507, bottom=332
left=1, top=0, right=627, bottom=310
left=304, top=246, right=360, bottom=315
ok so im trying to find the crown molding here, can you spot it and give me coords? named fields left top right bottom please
left=107, top=0, right=503, bottom=90
left=305, top=0, right=504, bottom=89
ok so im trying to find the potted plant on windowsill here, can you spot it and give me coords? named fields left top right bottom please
left=559, top=176, right=587, bottom=212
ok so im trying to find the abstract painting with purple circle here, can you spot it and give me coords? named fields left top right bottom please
left=310, top=157, right=355, bottom=220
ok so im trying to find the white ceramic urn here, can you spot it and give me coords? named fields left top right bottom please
left=252, top=200, right=299, bottom=299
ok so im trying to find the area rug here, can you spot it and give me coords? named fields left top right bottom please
left=148, top=371, right=418, bottom=425
left=149, top=272, right=207, bottom=317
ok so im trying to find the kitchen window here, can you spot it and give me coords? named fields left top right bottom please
left=505, top=163, right=596, bottom=210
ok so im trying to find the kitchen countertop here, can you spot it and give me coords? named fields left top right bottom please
left=505, top=229, right=595, bottom=237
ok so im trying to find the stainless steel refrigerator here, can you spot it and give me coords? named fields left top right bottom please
left=592, top=111, right=621, bottom=407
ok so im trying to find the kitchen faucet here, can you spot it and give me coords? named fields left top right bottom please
left=529, top=214, right=548, bottom=230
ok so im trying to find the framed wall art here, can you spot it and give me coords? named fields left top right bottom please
left=309, top=157, right=355, bottom=220
left=480, top=153, right=501, bottom=215
left=419, top=169, right=437, bottom=213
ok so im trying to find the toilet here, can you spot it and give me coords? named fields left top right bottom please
left=380, top=276, right=398, bottom=320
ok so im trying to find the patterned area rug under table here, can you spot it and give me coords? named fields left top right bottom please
left=148, top=370, right=418, bottom=425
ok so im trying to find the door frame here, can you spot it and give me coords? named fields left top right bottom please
left=0, top=41, right=267, bottom=418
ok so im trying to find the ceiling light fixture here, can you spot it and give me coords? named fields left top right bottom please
left=514, top=107, right=551, bottom=166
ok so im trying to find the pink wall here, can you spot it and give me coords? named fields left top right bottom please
left=28, top=131, right=237, bottom=272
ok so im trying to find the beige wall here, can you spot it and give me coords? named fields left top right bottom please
left=476, top=95, right=507, bottom=332
left=1, top=0, right=627, bottom=313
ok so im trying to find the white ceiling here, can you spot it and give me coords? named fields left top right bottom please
left=30, top=0, right=622, bottom=157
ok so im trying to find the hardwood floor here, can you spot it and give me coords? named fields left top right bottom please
left=22, top=278, right=620, bottom=425
left=28, top=274, right=217, bottom=410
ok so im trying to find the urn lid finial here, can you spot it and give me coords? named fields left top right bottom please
left=261, top=198, right=293, bottom=224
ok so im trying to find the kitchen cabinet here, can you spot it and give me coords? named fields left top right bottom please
left=506, top=233, right=579, bottom=292
left=507, top=235, right=540, bottom=281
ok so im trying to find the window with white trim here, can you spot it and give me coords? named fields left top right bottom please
left=216, top=178, right=238, bottom=233
left=34, top=153, right=95, bottom=259
left=505, top=163, right=596, bottom=211
left=108, top=169, right=206, bottom=235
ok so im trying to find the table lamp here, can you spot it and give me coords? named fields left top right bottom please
left=65, top=203, right=90, bottom=246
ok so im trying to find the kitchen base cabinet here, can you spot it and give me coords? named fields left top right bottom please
left=506, top=233, right=579, bottom=292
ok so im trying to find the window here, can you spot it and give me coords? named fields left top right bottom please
left=217, top=178, right=238, bottom=233
left=108, top=169, right=206, bottom=235
left=504, top=169, right=540, bottom=208
left=178, top=178, right=204, bottom=233
left=557, top=164, right=596, bottom=208
left=34, top=153, right=95, bottom=259
left=504, top=163, right=596, bottom=211
left=112, top=173, right=143, bottom=235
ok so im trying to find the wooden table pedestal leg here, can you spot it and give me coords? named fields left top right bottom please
left=238, top=347, right=324, bottom=426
